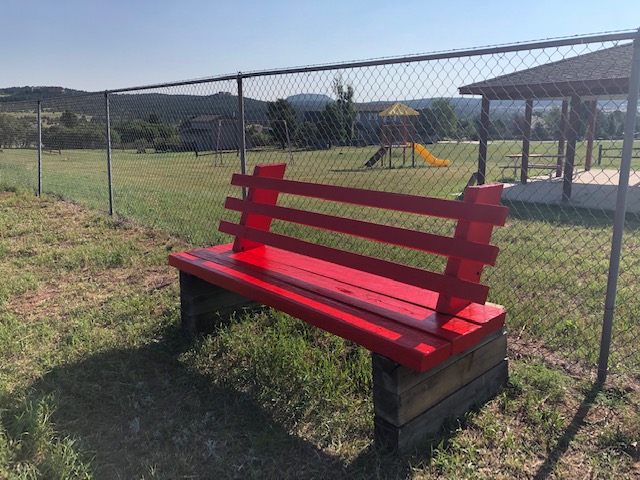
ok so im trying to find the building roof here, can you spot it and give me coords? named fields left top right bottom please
left=459, top=43, right=633, bottom=100
left=355, top=101, right=395, bottom=113
left=378, top=102, right=420, bottom=116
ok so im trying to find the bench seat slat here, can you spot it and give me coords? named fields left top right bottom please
left=169, top=249, right=454, bottom=371
left=224, top=197, right=500, bottom=265
left=223, top=244, right=506, bottom=326
left=190, top=245, right=500, bottom=354
left=231, top=174, right=509, bottom=226
left=219, top=221, right=490, bottom=305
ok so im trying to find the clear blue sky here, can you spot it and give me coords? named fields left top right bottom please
left=2, top=0, right=639, bottom=92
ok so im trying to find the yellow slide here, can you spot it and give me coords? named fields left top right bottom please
left=407, top=142, right=450, bottom=167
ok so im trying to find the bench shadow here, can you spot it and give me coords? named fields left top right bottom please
left=23, top=324, right=439, bottom=479
left=533, top=382, right=602, bottom=480
left=24, top=326, right=352, bottom=479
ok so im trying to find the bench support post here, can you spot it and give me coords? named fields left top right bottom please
left=179, top=271, right=259, bottom=335
left=372, top=329, right=508, bottom=452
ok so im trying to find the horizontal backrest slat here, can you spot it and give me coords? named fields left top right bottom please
left=231, top=174, right=508, bottom=226
left=225, top=197, right=499, bottom=265
left=219, top=221, right=490, bottom=305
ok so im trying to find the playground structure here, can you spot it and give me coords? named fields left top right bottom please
left=364, top=102, right=450, bottom=168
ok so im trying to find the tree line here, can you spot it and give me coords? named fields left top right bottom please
left=0, top=110, right=179, bottom=151
left=1, top=100, right=637, bottom=152
left=265, top=92, right=638, bottom=149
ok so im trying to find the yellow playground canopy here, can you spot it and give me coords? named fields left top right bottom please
left=378, top=102, right=419, bottom=117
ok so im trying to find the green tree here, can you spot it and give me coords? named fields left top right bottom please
left=60, top=110, right=80, bottom=129
left=333, top=77, right=356, bottom=144
left=418, top=99, right=458, bottom=141
left=318, top=103, right=345, bottom=147
left=115, top=120, right=178, bottom=146
left=267, top=99, right=297, bottom=149
left=294, top=122, right=320, bottom=148
left=458, top=117, right=478, bottom=141
left=542, top=107, right=562, bottom=139
left=532, top=121, right=550, bottom=141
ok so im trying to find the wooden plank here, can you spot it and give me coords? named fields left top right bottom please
left=374, top=360, right=508, bottom=452
left=373, top=332, right=507, bottom=426
left=180, top=274, right=257, bottom=317
left=179, top=271, right=259, bottom=334
left=173, top=244, right=506, bottom=329
left=436, top=184, right=503, bottom=314
left=372, top=328, right=505, bottom=395
left=230, top=174, right=509, bottom=226
left=169, top=251, right=453, bottom=371
left=192, top=247, right=494, bottom=352
left=219, top=221, right=490, bottom=305
left=233, top=163, right=287, bottom=253
left=225, top=197, right=500, bottom=265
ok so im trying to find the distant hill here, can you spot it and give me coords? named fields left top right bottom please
left=0, top=87, right=270, bottom=124
left=287, top=94, right=333, bottom=110
left=1, top=86, right=628, bottom=125
left=0, top=86, right=87, bottom=103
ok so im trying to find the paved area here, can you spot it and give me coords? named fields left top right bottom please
left=501, top=169, right=640, bottom=213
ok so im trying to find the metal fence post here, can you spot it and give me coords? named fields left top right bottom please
left=104, top=92, right=114, bottom=216
left=597, top=29, right=640, bottom=383
left=37, top=100, right=42, bottom=196
left=237, top=73, right=247, bottom=199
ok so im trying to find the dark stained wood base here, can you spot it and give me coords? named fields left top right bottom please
left=372, top=329, right=508, bottom=452
left=179, top=271, right=259, bottom=335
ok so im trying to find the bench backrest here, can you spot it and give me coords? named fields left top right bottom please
left=219, top=163, right=508, bottom=315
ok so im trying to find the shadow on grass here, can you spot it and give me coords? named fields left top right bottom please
left=22, top=324, right=424, bottom=479
left=533, top=381, right=602, bottom=480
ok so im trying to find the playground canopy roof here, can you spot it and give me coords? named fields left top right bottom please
left=379, top=102, right=420, bottom=117
left=458, top=43, right=634, bottom=100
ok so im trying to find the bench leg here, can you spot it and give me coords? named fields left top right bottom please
left=372, top=329, right=508, bottom=453
left=179, top=271, right=260, bottom=335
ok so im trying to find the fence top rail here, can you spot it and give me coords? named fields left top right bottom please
left=0, top=28, right=637, bottom=105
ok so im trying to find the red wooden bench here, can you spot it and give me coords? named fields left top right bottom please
left=169, top=163, right=509, bottom=451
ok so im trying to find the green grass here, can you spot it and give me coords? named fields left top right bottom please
left=1, top=140, right=639, bottom=375
left=0, top=193, right=638, bottom=478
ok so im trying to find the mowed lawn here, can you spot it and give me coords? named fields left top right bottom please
left=0, top=192, right=638, bottom=478
left=1, top=140, right=638, bottom=373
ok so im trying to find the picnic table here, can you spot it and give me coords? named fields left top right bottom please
left=500, top=153, right=564, bottom=183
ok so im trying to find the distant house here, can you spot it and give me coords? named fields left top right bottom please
left=179, top=115, right=245, bottom=152
left=354, top=102, right=395, bottom=145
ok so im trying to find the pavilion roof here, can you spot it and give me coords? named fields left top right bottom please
left=459, top=43, right=633, bottom=100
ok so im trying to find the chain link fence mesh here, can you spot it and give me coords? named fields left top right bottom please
left=0, top=32, right=638, bottom=380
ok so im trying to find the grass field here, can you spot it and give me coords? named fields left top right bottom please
left=0, top=192, right=638, bottom=478
left=0, top=140, right=638, bottom=375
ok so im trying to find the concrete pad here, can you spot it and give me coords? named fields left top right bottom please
left=501, top=169, right=640, bottom=213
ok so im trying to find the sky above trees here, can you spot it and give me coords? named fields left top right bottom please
left=1, top=0, right=639, bottom=92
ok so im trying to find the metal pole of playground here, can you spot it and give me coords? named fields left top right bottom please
left=597, top=28, right=640, bottom=383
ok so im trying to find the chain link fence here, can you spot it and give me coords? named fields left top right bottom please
left=1, top=30, right=639, bottom=382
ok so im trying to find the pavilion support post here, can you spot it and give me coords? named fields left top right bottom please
left=557, top=98, right=569, bottom=177
left=585, top=100, right=598, bottom=171
left=477, top=96, right=490, bottom=185
left=520, top=99, right=533, bottom=184
left=562, top=95, right=581, bottom=202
